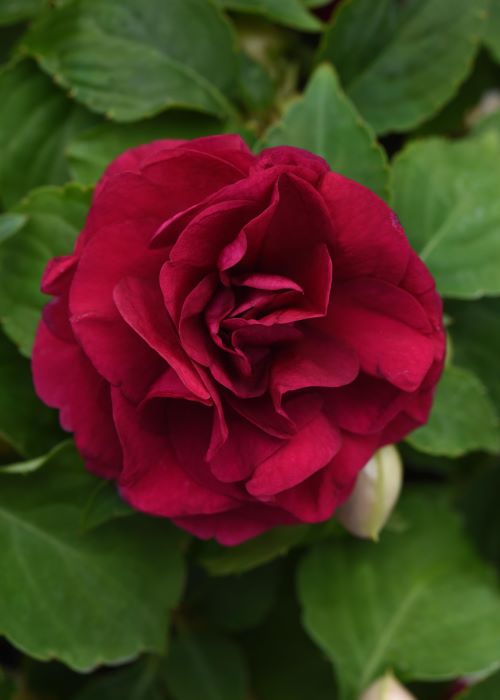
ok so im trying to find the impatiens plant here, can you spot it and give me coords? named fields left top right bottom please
left=0, top=0, right=499, bottom=698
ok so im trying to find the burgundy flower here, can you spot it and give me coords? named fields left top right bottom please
left=32, top=135, right=445, bottom=545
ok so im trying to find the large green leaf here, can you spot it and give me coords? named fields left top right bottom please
left=484, top=0, right=500, bottom=64
left=0, top=331, right=61, bottom=457
left=298, top=491, right=500, bottom=700
left=0, top=61, right=97, bottom=207
left=318, top=0, right=486, bottom=134
left=0, top=184, right=91, bottom=356
left=257, top=64, right=389, bottom=198
left=0, top=443, right=184, bottom=670
left=163, top=631, right=249, bottom=700
left=448, top=299, right=500, bottom=410
left=406, top=365, right=500, bottom=457
left=0, top=0, right=44, bottom=25
left=67, top=112, right=224, bottom=184
left=23, top=0, right=238, bottom=121
left=391, top=131, right=500, bottom=298
left=214, top=0, right=322, bottom=31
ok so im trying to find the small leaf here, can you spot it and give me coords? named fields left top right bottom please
left=67, top=112, right=224, bottom=184
left=0, top=183, right=91, bottom=356
left=449, top=298, right=500, bottom=410
left=0, top=442, right=185, bottom=670
left=406, top=365, right=500, bottom=457
left=23, top=0, right=238, bottom=121
left=318, top=0, right=487, bottom=134
left=215, top=0, right=323, bottom=31
left=0, top=61, right=98, bottom=207
left=163, top=630, right=249, bottom=700
left=257, top=64, right=389, bottom=198
left=298, top=490, right=500, bottom=700
left=391, top=132, right=500, bottom=298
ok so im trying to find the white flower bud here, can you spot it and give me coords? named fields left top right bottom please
left=360, top=673, right=416, bottom=700
left=337, top=445, right=402, bottom=540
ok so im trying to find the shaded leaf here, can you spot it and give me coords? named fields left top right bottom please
left=163, top=630, right=248, bottom=700
left=74, top=657, right=163, bottom=700
left=0, top=330, right=62, bottom=457
left=200, top=524, right=310, bottom=576
left=449, top=298, right=500, bottom=410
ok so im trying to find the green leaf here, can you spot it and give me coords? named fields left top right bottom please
left=200, top=524, right=311, bottom=576
left=0, top=183, right=91, bottom=356
left=318, top=0, right=486, bottom=134
left=215, top=0, right=323, bottom=31
left=298, top=491, right=500, bottom=700
left=406, top=365, right=500, bottom=457
left=462, top=671, right=500, bottom=699
left=0, top=0, right=44, bottom=25
left=257, top=64, right=389, bottom=199
left=67, top=112, right=224, bottom=184
left=0, top=61, right=98, bottom=207
left=0, top=331, right=62, bottom=457
left=0, top=442, right=185, bottom=670
left=391, top=132, right=500, bottom=298
left=449, top=298, right=500, bottom=410
left=163, top=630, right=249, bottom=700
left=74, top=657, right=163, bottom=700
left=23, top=0, right=238, bottom=121
left=484, top=0, right=500, bottom=64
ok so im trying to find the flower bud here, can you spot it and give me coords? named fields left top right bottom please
left=337, top=445, right=402, bottom=540
left=360, top=673, right=416, bottom=700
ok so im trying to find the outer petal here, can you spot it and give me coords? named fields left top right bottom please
left=172, top=503, right=297, bottom=546
left=323, top=278, right=436, bottom=392
left=319, top=172, right=411, bottom=283
left=32, top=323, right=122, bottom=478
